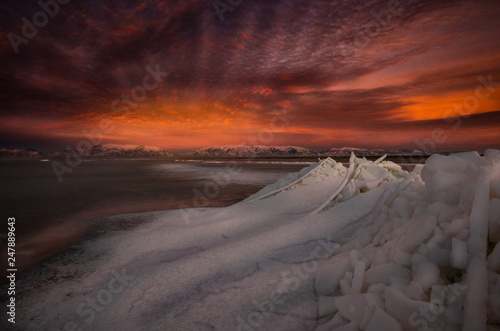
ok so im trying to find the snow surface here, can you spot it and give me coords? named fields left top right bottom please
left=12, top=150, right=500, bottom=331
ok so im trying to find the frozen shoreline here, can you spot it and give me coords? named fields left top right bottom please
left=6, top=151, right=500, bottom=330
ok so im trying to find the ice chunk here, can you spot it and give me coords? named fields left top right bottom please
left=430, top=284, right=445, bottom=303
left=365, top=292, right=384, bottom=311
left=411, top=254, right=427, bottom=277
left=446, top=306, right=464, bottom=325
left=451, top=238, right=468, bottom=270
left=340, top=181, right=356, bottom=201
left=427, top=202, right=446, bottom=218
left=374, top=221, right=394, bottom=246
left=349, top=250, right=362, bottom=268
left=361, top=257, right=372, bottom=270
left=488, top=292, right=500, bottom=323
left=356, top=229, right=376, bottom=249
left=393, top=197, right=411, bottom=219
left=445, top=217, right=469, bottom=237
left=334, top=321, right=358, bottom=331
left=366, top=307, right=403, bottom=331
left=412, top=164, right=424, bottom=175
left=423, top=154, right=467, bottom=178
left=489, top=198, right=500, bottom=242
left=393, top=250, right=412, bottom=267
left=365, top=263, right=411, bottom=285
left=427, top=232, right=448, bottom=250
left=459, top=183, right=476, bottom=208
left=364, top=164, right=389, bottom=181
left=316, top=312, right=348, bottom=331
left=414, top=261, right=440, bottom=290
left=380, top=160, right=402, bottom=172
left=432, top=176, right=462, bottom=203
left=491, top=179, right=500, bottom=199
left=358, top=179, right=383, bottom=191
left=399, top=215, right=437, bottom=253
left=445, top=324, right=461, bottom=331
left=487, top=242, right=500, bottom=272
left=438, top=203, right=457, bottom=225
left=468, top=173, right=491, bottom=259
left=318, top=295, right=337, bottom=317
left=426, top=240, right=441, bottom=252
left=463, top=257, right=488, bottom=331
left=367, top=283, right=386, bottom=294
left=340, top=279, right=351, bottom=295
left=404, top=281, right=427, bottom=301
left=456, top=228, right=470, bottom=241
left=350, top=261, right=366, bottom=294
left=335, top=293, right=367, bottom=322
left=359, top=307, right=374, bottom=330
left=400, top=190, right=422, bottom=202
left=418, top=243, right=429, bottom=255
left=385, top=286, right=429, bottom=330
left=484, top=148, right=500, bottom=162
left=452, top=151, right=485, bottom=168
left=389, top=276, right=410, bottom=291
left=428, top=247, right=450, bottom=267
left=316, top=257, right=352, bottom=295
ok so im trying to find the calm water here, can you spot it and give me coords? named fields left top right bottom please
left=0, top=159, right=311, bottom=272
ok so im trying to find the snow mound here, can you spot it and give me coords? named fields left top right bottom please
left=240, top=157, right=344, bottom=203
left=242, top=154, right=410, bottom=207
left=315, top=150, right=500, bottom=330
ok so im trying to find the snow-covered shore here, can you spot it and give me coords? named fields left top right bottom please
left=10, top=150, right=500, bottom=330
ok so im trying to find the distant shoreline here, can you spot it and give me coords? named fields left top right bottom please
left=0, top=155, right=430, bottom=163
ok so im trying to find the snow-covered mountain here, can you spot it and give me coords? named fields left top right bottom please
left=83, top=144, right=174, bottom=158
left=187, top=145, right=317, bottom=158
left=320, top=147, right=429, bottom=157
left=0, top=148, right=41, bottom=158
left=0, top=145, right=449, bottom=160
left=187, top=145, right=432, bottom=158
left=0, top=145, right=174, bottom=159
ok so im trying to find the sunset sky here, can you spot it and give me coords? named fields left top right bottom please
left=1, top=0, right=499, bottom=152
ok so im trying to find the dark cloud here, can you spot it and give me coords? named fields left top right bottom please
left=1, top=0, right=499, bottom=150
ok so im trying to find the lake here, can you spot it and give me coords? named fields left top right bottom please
left=0, top=159, right=312, bottom=272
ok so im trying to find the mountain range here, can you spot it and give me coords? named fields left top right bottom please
left=0, top=144, right=173, bottom=159
left=186, top=145, right=317, bottom=158
left=0, top=144, right=445, bottom=159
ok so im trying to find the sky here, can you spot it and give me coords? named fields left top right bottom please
left=0, top=0, right=499, bottom=152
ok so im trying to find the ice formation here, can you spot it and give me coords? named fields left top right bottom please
left=315, top=150, right=500, bottom=331
left=8, top=150, right=500, bottom=331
